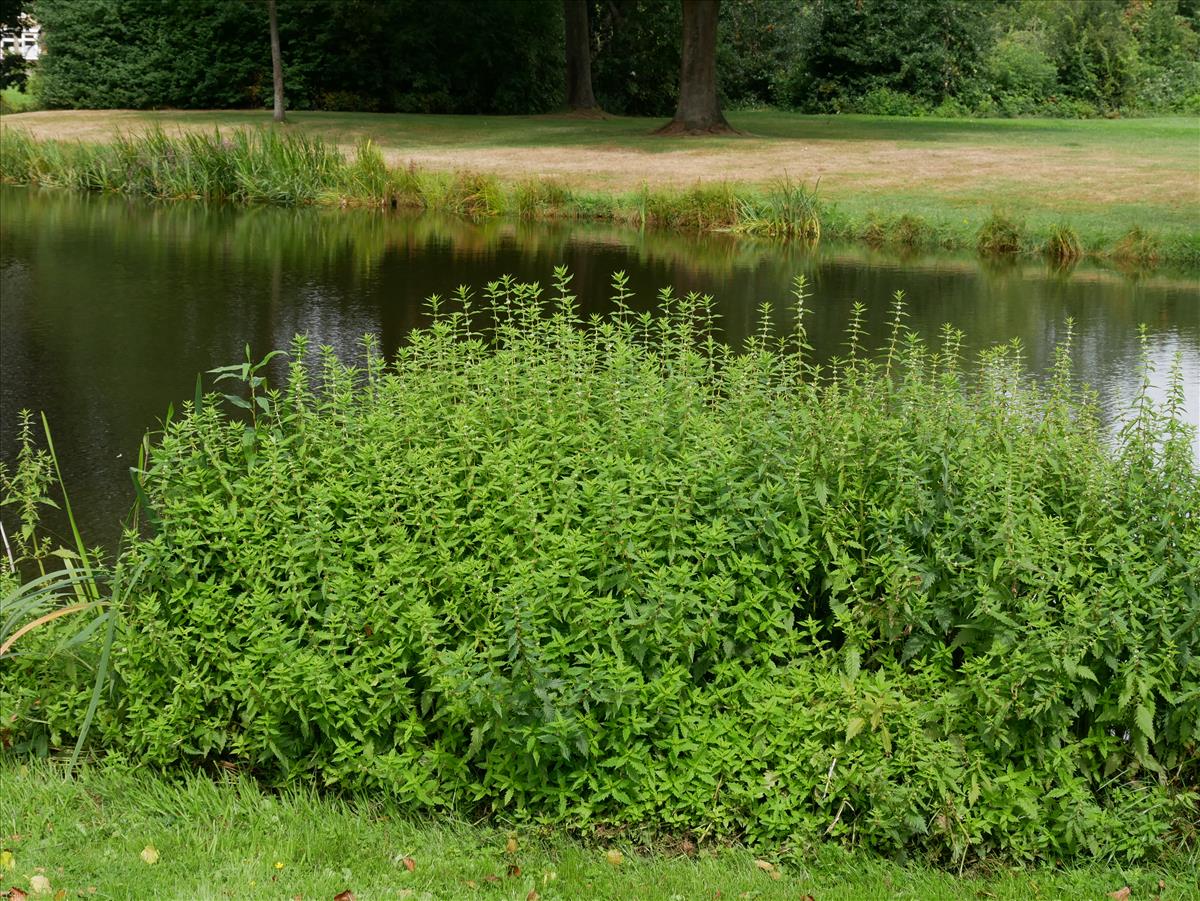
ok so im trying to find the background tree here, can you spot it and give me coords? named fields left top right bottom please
left=657, top=0, right=732, bottom=134
left=589, top=0, right=680, bottom=116
left=267, top=0, right=284, bottom=121
left=0, top=0, right=32, bottom=90
left=24, top=0, right=1200, bottom=117
left=563, top=0, right=600, bottom=113
left=267, top=0, right=283, bottom=121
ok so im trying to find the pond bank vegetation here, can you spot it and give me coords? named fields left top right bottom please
left=1, top=127, right=1195, bottom=265
left=3, top=273, right=1197, bottom=871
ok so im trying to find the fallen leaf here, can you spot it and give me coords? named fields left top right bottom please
left=140, top=845, right=159, bottom=866
left=483, top=874, right=500, bottom=884
left=332, top=892, right=355, bottom=901
left=506, top=864, right=521, bottom=878
left=400, top=857, right=415, bottom=873
left=526, top=892, right=539, bottom=901
left=680, top=839, right=696, bottom=856
left=28, top=876, right=49, bottom=896
left=7, top=888, right=28, bottom=901
left=292, top=895, right=303, bottom=901
left=0, top=852, right=12, bottom=872
left=52, top=893, right=65, bottom=901
left=465, top=881, right=477, bottom=889
left=769, top=869, right=782, bottom=881
left=505, top=836, right=518, bottom=855
left=605, top=849, right=623, bottom=867
left=1108, top=889, right=1131, bottom=901
left=754, top=859, right=774, bottom=873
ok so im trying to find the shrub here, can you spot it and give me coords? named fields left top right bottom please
left=852, top=87, right=930, bottom=117
left=5, top=272, right=1196, bottom=865
left=985, top=29, right=1057, bottom=104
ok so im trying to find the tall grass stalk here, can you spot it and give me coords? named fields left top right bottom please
left=0, top=412, right=122, bottom=766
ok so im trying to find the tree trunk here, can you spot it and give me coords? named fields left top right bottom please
left=656, top=0, right=733, bottom=135
left=564, top=0, right=601, bottom=114
left=267, top=0, right=285, bottom=123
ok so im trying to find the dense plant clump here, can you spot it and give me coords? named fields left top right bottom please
left=4, top=271, right=1197, bottom=865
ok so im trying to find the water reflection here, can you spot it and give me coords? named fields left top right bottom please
left=1, top=185, right=1197, bottom=546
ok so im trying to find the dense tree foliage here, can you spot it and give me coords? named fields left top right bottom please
left=25, top=0, right=1200, bottom=116
left=0, top=0, right=32, bottom=90
left=32, top=0, right=564, bottom=114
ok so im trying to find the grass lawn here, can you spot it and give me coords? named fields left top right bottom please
left=1, top=762, right=1196, bottom=901
left=2, top=109, right=1197, bottom=258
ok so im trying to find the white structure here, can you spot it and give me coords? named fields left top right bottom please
left=0, top=20, right=40, bottom=62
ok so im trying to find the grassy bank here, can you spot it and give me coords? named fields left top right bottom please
left=4, top=275, right=1197, bottom=869
left=3, top=762, right=1197, bottom=901
left=1, top=110, right=1197, bottom=264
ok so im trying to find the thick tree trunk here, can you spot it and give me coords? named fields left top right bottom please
left=564, top=0, right=601, bottom=114
left=656, top=0, right=733, bottom=135
left=267, top=0, right=285, bottom=123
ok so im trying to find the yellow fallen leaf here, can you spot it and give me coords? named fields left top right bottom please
left=754, top=859, right=774, bottom=873
left=54, top=891, right=67, bottom=901
left=505, top=836, right=518, bottom=855
left=29, top=874, right=51, bottom=895
left=605, top=849, right=623, bottom=867
left=0, top=849, right=13, bottom=871
left=140, top=845, right=160, bottom=865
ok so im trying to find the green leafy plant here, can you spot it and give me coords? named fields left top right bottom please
left=3, top=271, right=1197, bottom=866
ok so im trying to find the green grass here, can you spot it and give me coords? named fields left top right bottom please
left=0, top=87, right=36, bottom=114
left=2, top=109, right=1196, bottom=263
left=2, top=761, right=1197, bottom=901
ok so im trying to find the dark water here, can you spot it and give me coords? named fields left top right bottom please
left=2, top=185, right=1198, bottom=548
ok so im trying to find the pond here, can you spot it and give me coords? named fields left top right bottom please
left=2, top=185, right=1198, bottom=547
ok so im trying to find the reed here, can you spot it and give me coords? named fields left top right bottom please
left=735, top=174, right=821, bottom=240
left=0, top=411, right=126, bottom=768
left=1044, top=222, right=1083, bottom=264
left=976, top=210, right=1026, bottom=255
left=1111, top=225, right=1161, bottom=265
